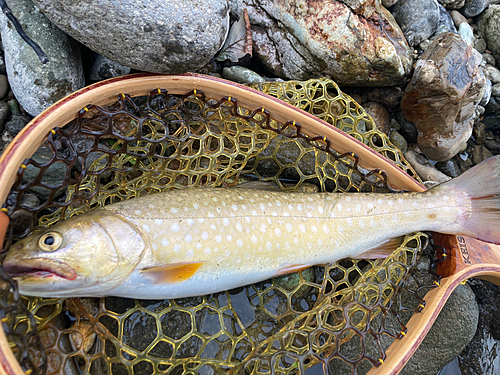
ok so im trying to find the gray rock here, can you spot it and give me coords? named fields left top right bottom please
left=242, top=0, right=412, bottom=86
left=492, top=82, right=500, bottom=96
left=88, top=53, right=131, bottom=81
left=396, top=110, right=418, bottom=143
left=483, top=64, right=500, bottom=83
left=436, top=3, right=458, bottom=35
left=450, top=10, right=469, bottom=27
left=0, top=74, right=8, bottom=99
left=459, top=22, right=475, bottom=45
left=478, top=5, right=500, bottom=61
left=483, top=52, right=496, bottom=65
left=31, top=0, right=229, bottom=74
left=0, top=0, right=85, bottom=116
left=435, top=158, right=461, bottom=177
left=475, top=38, right=488, bottom=53
left=404, top=150, right=452, bottom=183
left=222, top=66, right=265, bottom=84
left=5, top=114, right=30, bottom=137
left=0, top=101, right=10, bottom=132
left=389, top=130, right=408, bottom=153
left=461, top=0, right=491, bottom=17
left=472, top=143, right=494, bottom=164
left=391, top=0, right=441, bottom=46
left=400, top=283, right=478, bottom=375
left=472, top=122, right=487, bottom=144
left=485, top=138, right=500, bottom=153
left=480, top=78, right=492, bottom=106
left=439, top=0, right=466, bottom=8
left=383, top=0, right=400, bottom=6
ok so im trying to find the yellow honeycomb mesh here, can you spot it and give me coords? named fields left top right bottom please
left=0, top=79, right=436, bottom=375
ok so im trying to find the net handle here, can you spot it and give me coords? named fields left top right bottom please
left=0, top=73, right=425, bottom=209
left=367, top=235, right=500, bottom=375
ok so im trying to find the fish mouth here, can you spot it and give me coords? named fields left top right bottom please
left=2, top=258, right=77, bottom=281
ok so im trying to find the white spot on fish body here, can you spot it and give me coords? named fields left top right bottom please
left=286, top=223, right=293, bottom=232
left=346, top=197, right=351, bottom=202
left=260, top=224, right=267, bottom=233
left=443, top=195, right=449, bottom=201
left=370, top=219, right=376, bottom=227
left=266, top=242, right=272, bottom=250
left=186, top=249, right=194, bottom=257
left=318, top=206, right=324, bottom=214
left=275, top=228, right=282, bottom=237
left=236, top=222, right=243, bottom=231
left=161, top=238, right=169, bottom=246
left=242, top=205, right=247, bottom=210
left=272, top=211, right=278, bottom=217
left=412, top=202, right=419, bottom=208
left=260, top=204, right=266, bottom=211
left=196, top=242, right=202, bottom=249
left=283, top=211, right=290, bottom=217
left=337, top=203, right=343, bottom=210
left=152, top=243, right=158, bottom=250
left=208, top=212, right=215, bottom=218
left=388, top=200, right=394, bottom=206
left=174, top=244, right=181, bottom=253
left=355, top=204, right=361, bottom=212
left=347, top=218, right=353, bottom=226
left=185, top=234, right=192, bottom=242
left=297, top=204, right=303, bottom=211
left=367, top=202, right=374, bottom=209
left=311, top=225, right=317, bottom=233
left=299, top=224, right=306, bottom=233
left=226, top=235, right=232, bottom=242
left=377, top=199, right=384, bottom=205
left=244, top=217, right=251, bottom=223
left=267, top=218, right=272, bottom=224
left=204, top=248, right=211, bottom=255
left=307, top=212, right=313, bottom=218
left=212, top=197, right=218, bottom=203
left=276, top=201, right=281, bottom=207
left=232, top=205, right=238, bottom=211
left=251, top=235, right=258, bottom=244
left=193, top=203, right=199, bottom=209
left=245, top=252, right=251, bottom=259
left=225, top=250, right=230, bottom=257
left=170, top=208, right=178, bottom=214
left=215, top=235, right=222, bottom=243
left=444, top=206, right=452, bottom=212
left=187, top=219, right=194, bottom=226
left=289, top=204, right=294, bottom=210
left=142, top=224, right=151, bottom=233
left=337, top=226, right=344, bottom=234
left=135, top=210, right=142, bottom=215
left=322, top=224, right=330, bottom=234
left=252, top=210, right=258, bottom=216
left=155, top=219, right=163, bottom=225
left=198, top=218, right=205, bottom=224
left=210, top=224, right=217, bottom=230
left=237, top=239, right=244, bottom=247
left=392, top=215, right=398, bottom=223
left=223, top=218, right=230, bottom=226
left=317, top=238, right=323, bottom=246
left=171, top=223, right=180, bottom=232
left=398, top=198, right=404, bottom=205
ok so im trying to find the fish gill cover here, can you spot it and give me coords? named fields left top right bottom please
left=0, top=79, right=438, bottom=374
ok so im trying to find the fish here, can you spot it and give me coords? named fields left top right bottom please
left=3, top=155, right=500, bottom=299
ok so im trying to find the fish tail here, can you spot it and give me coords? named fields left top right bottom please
left=438, top=155, right=500, bottom=244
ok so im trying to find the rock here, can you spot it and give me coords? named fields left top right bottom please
left=480, top=78, right=492, bottom=106
left=436, top=3, right=458, bottom=35
left=391, top=0, right=440, bottom=46
left=9, top=193, right=39, bottom=236
left=0, top=74, right=8, bottom=99
left=485, top=138, right=500, bottom=153
left=400, top=283, right=478, bottom=375
left=450, top=10, right=469, bottom=27
left=389, top=130, right=408, bottom=153
left=382, top=0, right=400, bottom=7
left=222, top=66, right=265, bottom=83
left=475, top=37, right=488, bottom=53
left=243, top=0, right=412, bottom=86
left=483, top=64, right=500, bottom=83
left=396, top=110, right=418, bottom=143
left=0, top=0, right=85, bottom=117
left=0, top=101, right=10, bottom=132
left=363, top=102, right=391, bottom=134
left=5, top=114, right=31, bottom=137
left=88, top=53, right=131, bottom=81
left=492, top=82, right=500, bottom=96
left=401, top=32, right=486, bottom=161
left=404, top=150, right=452, bottom=183
left=472, top=143, right=494, bottom=164
left=435, top=158, right=461, bottom=177
left=461, top=0, right=491, bottom=17
left=459, top=22, right=475, bottom=45
left=478, top=5, right=500, bottom=61
left=438, top=0, right=466, bottom=8
left=31, top=0, right=229, bottom=74
left=482, top=52, right=496, bottom=65
left=473, top=122, right=487, bottom=144
left=367, top=87, right=404, bottom=107
left=0, top=51, right=6, bottom=75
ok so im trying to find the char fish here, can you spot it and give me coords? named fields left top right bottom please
left=3, top=156, right=500, bottom=299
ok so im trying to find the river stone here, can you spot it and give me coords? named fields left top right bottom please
left=222, top=66, right=265, bottom=83
left=31, top=0, right=229, bottom=74
left=450, top=9, right=469, bottom=27
left=404, top=150, right=451, bottom=183
left=391, top=0, right=440, bottom=46
left=478, top=5, right=500, bottom=62
left=237, top=0, right=412, bottom=86
left=436, top=3, right=458, bottom=35
left=461, top=0, right=491, bottom=17
left=88, top=53, right=131, bottom=81
left=363, top=101, right=391, bottom=134
left=438, top=0, right=466, bottom=8
left=0, top=0, right=85, bottom=116
left=401, top=32, right=486, bottom=161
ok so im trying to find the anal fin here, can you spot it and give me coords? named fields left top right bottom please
left=140, top=262, right=204, bottom=284
left=353, top=236, right=404, bottom=259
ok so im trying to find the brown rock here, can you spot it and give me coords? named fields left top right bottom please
left=367, top=87, right=404, bottom=107
left=363, top=101, right=391, bottom=134
left=401, top=32, right=486, bottom=161
left=473, top=122, right=487, bottom=144
left=472, top=144, right=493, bottom=165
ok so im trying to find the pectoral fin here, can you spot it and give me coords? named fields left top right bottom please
left=140, top=262, right=204, bottom=284
left=354, top=236, right=404, bottom=259
left=275, top=264, right=312, bottom=276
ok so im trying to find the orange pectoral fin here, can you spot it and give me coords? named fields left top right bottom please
left=275, top=264, right=312, bottom=276
left=354, top=236, right=405, bottom=259
left=140, top=262, right=204, bottom=284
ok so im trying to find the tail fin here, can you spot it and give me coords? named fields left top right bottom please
left=436, top=155, right=500, bottom=244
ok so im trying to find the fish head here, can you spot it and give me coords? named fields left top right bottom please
left=2, top=210, right=146, bottom=297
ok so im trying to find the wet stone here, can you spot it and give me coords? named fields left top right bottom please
left=0, top=101, right=11, bottom=133
left=478, top=5, right=500, bottom=61
left=450, top=9, right=469, bottom=27
left=435, top=158, right=461, bottom=177
left=461, top=0, right=490, bottom=17
left=367, top=87, right=404, bottom=107
left=473, top=122, right=487, bottom=144
left=438, top=0, right=466, bottom=9
left=5, top=114, right=31, bottom=138
left=482, top=52, right=496, bottom=65
left=88, top=53, right=131, bottom=81
left=459, top=22, right=475, bottom=45
left=396, top=111, right=418, bottom=143
left=404, top=150, right=451, bottom=183
left=472, top=143, right=493, bottom=164
left=363, top=102, right=391, bottom=134
left=483, top=64, right=500, bottom=83
left=0, top=74, right=8, bottom=100
left=389, top=130, right=408, bottom=153
left=480, top=78, right=492, bottom=106
left=491, top=82, right=500, bottom=96
left=475, top=38, right=487, bottom=53
left=222, top=66, right=265, bottom=84
left=391, top=0, right=440, bottom=46
left=436, top=3, right=458, bottom=35
left=382, top=0, right=399, bottom=7
left=401, top=32, right=486, bottom=161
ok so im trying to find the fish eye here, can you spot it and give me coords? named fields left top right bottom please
left=38, top=232, right=63, bottom=252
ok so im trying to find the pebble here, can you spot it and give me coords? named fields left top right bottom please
left=396, top=110, right=418, bottom=143
left=461, top=0, right=491, bottom=17
left=492, top=82, right=500, bottom=96
left=389, top=130, right=408, bottom=153
left=483, top=64, right=500, bottom=83
left=475, top=38, right=487, bottom=53
left=401, top=32, right=486, bottom=161
left=480, top=78, right=492, bottom=106
left=404, top=150, right=452, bottom=183
left=436, top=3, right=458, bottom=35
left=472, top=143, right=494, bottom=164
left=5, top=114, right=31, bottom=138
left=0, top=0, right=85, bottom=116
left=88, top=53, right=131, bottom=81
left=450, top=9, right=469, bottom=27
left=485, top=139, right=500, bottom=153
left=363, top=102, right=391, bottom=134
left=478, top=5, right=500, bottom=61
left=435, top=159, right=462, bottom=177
left=367, top=87, right=404, bottom=107
left=9, top=193, right=39, bottom=236
left=459, top=22, right=475, bottom=45
left=222, top=66, right=265, bottom=84
left=473, top=122, right=487, bottom=144
left=482, top=52, right=496, bottom=65
left=0, top=101, right=10, bottom=132
left=438, top=0, right=466, bottom=9
left=391, top=0, right=440, bottom=46
left=0, top=74, right=8, bottom=100
left=382, top=0, right=400, bottom=6
left=32, top=0, right=230, bottom=74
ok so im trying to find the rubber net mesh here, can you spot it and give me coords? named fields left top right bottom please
left=0, top=78, right=438, bottom=375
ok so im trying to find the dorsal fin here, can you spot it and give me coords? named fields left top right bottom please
left=353, top=236, right=404, bottom=259
left=140, top=262, right=204, bottom=284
